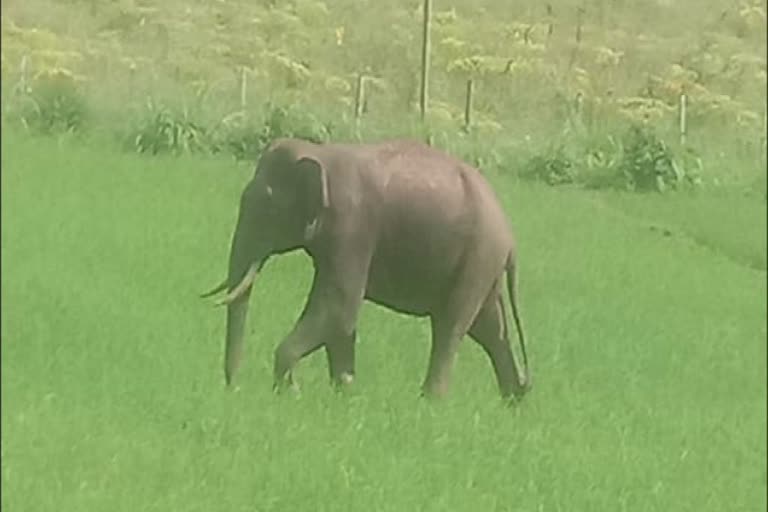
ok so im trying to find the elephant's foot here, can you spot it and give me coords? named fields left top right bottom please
left=273, top=373, right=301, bottom=396
left=420, top=379, right=450, bottom=400
left=501, top=375, right=532, bottom=404
left=331, top=372, right=355, bottom=392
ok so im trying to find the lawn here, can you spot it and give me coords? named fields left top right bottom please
left=1, top=132, right=766, bottom=511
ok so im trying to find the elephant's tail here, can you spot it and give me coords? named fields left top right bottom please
left=505, top=252, right=529, bottom=383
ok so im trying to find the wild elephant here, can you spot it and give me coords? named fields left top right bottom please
left=202, top=137, right=531, bottom=400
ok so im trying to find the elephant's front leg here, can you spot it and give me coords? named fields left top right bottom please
left=325, top=330, right=356, bottom=387
left=272, top=310, right=328, bottom=393
left=273, top=245, right=371, bottom=393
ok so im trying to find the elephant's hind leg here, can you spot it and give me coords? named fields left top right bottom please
left=468, top=284, right=527, bottom=399
left=422, top=261, right=498, bottom=398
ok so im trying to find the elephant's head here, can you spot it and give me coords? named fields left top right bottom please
left=202, top=139, right=330, bottom=386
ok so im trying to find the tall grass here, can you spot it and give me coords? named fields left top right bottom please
left=1, top=1, right=766, bottom=509
left=2, top=131, right=765, bottom=511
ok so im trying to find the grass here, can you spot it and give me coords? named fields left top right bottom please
left=596, top=188, right=767, bottom=271
left=2, top=131, right=766, bottom=511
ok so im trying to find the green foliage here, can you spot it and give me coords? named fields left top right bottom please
left=125, top=100, right=338, bottom=160
left=608, top=124, right=703, bottom=193
left=209, top=111, right=265, bottom=162
left=519, top=125, right=706, bottom=193
left=521, top=145, right=578, bottom=186
left=617, top=124, right=679, bottom=192
left=20, top=69, right=88, bottom=135
left=208, top=103, right=336, bottom=161
left=2, top=0, right=764, bottom=189
left=5, top=0, right=761, bottom=192
left=259, top=102, right=333, bottom=144
left=130, top=100, right=208, bottom=155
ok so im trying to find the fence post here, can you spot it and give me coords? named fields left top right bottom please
left=354, top=74, right=366, bottom=120
left=128, top=63, right=136, bottom=102
left=419, top=0, right=432, bottom=121
left=463, top=78, right=474, bottom=131
left=567, top=6, right=585, bottom=70
left=679, top=92, right=688, bottom=146
left=575, top=91, right=584, bottom=127
left=762, top=104, right=767, bottom=169
left=575, top=6, right=585, bottom=44
left=19, top=55, right=28, bottom=94
left=546, top=4, right=554, bottom=41
left=240, top=67, right=248, bottom=111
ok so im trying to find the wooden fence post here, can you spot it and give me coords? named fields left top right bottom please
left=240, top=67, right=248, bottom=111
left=567, top=6, right=585, bottom=70
left=679, top=92, right=688, bottom=146
left=575, top=6, right=585, bottom=44
left=546, top=4, right=555, bottom=40
left=575, top=91, right=584, bottom=126
left=19, top=55, right=28, bottom=94
left=354, top=74, right=366, bottom=120
left=419, top=0, right=432, bottom=121
left=762, top=104, right=767, bottom=169
left=463, top=78, right=474, bottom=131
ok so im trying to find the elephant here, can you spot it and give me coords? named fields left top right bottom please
left=202, top=137, right=531, bottom=400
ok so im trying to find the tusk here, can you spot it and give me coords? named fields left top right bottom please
left=214, top=262, right=260, bottom=307
left=199, top=279, right=228, bottom=298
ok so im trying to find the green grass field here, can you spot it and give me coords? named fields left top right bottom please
left=2, top=131, right=765, bottom=511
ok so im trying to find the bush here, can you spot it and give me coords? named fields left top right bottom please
left=210, top=102, right=334, bottom=161
left=259, top=102, right=333, bottom=144
left=20, top=69, right=88, bottom=135
left=520, top=145, right=577, bottom=185
left=581, top=135, right=630, bottom=190
left=616, top=124, right=679, bottom=192
left=130, top=100, right=209, bottom=155
left=209, top=111, right=265, bottom=162
left=518, top=125, right=703, bottom=193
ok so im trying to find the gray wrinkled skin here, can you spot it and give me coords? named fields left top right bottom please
left=202, top=137, right=531, bottom=400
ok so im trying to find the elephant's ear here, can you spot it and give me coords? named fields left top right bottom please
left=295, top=156, right=330, bottom=213
left=295, top=156, right=330, bottom=242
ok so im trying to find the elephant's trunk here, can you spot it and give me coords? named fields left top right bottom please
left=224, top=291, right=250, bottom=386
left=222, top=218, right=267, bottom=387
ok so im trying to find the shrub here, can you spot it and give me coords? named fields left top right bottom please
left=130, top=100, right=209, bottom=155
left=519, top=125, right=703, bottom=193
left=259, top=102, right=333, bottom=144
left=581, top=135, right=629, bottom=190
left=208, top=102, right=335, bottom=161
left=520, top=145, right=578, bottom=185
left=20, top=69, right=88, bottom=135
left=209, top=111, right=265, bottom=162
left=616, top=124, right=679, bottom=192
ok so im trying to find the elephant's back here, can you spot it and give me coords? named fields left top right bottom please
left=361, top=141, right=513, bottom=314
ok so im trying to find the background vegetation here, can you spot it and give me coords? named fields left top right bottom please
left=1, top=1, right=766, bottom=510
left=2, top=0, right=766, bottom=190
